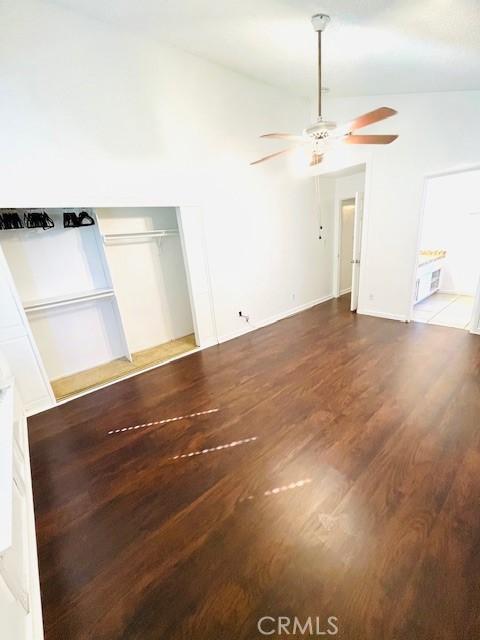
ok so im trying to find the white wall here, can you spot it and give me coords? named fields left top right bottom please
left=420, top=169, right=480, bottom=296
left=0, top=0, right=332, bottom=346
left=317, top=91, right=480, bottom=327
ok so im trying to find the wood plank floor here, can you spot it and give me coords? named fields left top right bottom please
left=28, top=295, right=480, bottom=640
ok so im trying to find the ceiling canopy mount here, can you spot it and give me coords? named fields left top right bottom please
left=311, top=13, right=330, bottom=32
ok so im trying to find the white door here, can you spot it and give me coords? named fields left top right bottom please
left=470, top=274, right=480, bottom=334
left=339, top=202, right=355, bottom=296
left=350, top=192, right=364, bottom=312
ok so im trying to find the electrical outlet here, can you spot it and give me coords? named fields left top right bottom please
left=291, top=293, right=296, bottom=301
left=369, top=293, right=374, bottom=301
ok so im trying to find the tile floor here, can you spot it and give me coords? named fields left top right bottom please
left=412, top=292, right=474, bottom=329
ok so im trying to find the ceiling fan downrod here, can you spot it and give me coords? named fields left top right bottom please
left=311, top=13, right=330, bottom=119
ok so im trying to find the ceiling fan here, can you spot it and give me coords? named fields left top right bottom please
left=251, top=14, right=398, bottom=166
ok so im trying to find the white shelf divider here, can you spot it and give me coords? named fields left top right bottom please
left=23, top=288, right=115, bottom=313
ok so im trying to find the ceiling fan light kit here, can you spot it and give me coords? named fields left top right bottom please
left=251, top=14, right=399, bottom=166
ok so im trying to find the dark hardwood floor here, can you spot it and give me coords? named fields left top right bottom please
left=28, top=295, right=480, bottom=639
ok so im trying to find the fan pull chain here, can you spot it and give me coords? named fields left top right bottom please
left=315, top=173, right=324, bottom=242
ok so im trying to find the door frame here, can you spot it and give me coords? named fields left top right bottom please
left=333, top=197, right=356, bottom=299
left=176, top=206, right=218, bottom=348
left=407, top=162, right=480, bottom=334
left=314, top=161, right=369, bottom=310
left=471, top=277, right=480, bottom=335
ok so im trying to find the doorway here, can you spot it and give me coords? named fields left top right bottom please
left=410, top=167, right=480, bottom=332
left=326, top=169, right=366, bottom=311
left=315, top=164, right=366, bottom=311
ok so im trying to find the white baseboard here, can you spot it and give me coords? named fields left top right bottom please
left=217, top=294, right=334, bottom=344
left=26, top=396, right=55, bottom=418
left=197, top=336, right=219, bottom=349
left=358, top=308, right=408, bottom=323
left=339, top=287, right=352, bottom=296
left=217, top=325, right=252, bottom=344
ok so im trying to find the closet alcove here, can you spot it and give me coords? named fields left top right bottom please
left=0, top=207, right=198, bottom=400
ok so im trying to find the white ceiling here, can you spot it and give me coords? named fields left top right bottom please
left=49, top=0, right=480, bottom=97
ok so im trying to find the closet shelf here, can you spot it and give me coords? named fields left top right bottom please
left=102, top=230, right=178, bottom=244
left=23, top=289, right=115, bottom=313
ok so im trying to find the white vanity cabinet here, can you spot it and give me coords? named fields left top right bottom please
left=0, top=356, right=43, bottom=640
left=414, top=257, right=444, bottom=303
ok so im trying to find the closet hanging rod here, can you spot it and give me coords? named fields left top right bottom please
left=23, top=289, right=115, bottom=313
left=102, top=229, right=178, bottom=244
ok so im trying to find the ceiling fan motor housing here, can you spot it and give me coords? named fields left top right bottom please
left=303, top=120, right=337, bottom=138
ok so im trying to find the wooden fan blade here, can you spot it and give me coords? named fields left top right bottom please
left=344, top=134, right=398, bottom=145
left=260, top=133, right=308, bottom=143
left=250, top=147, right=295, bottom=165
left=339, top=107, right=397, bottom=133
left=310, top=153, right=323, bottom=166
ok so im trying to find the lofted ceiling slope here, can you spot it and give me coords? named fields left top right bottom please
left=48, top=0, right=480, bottom=97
